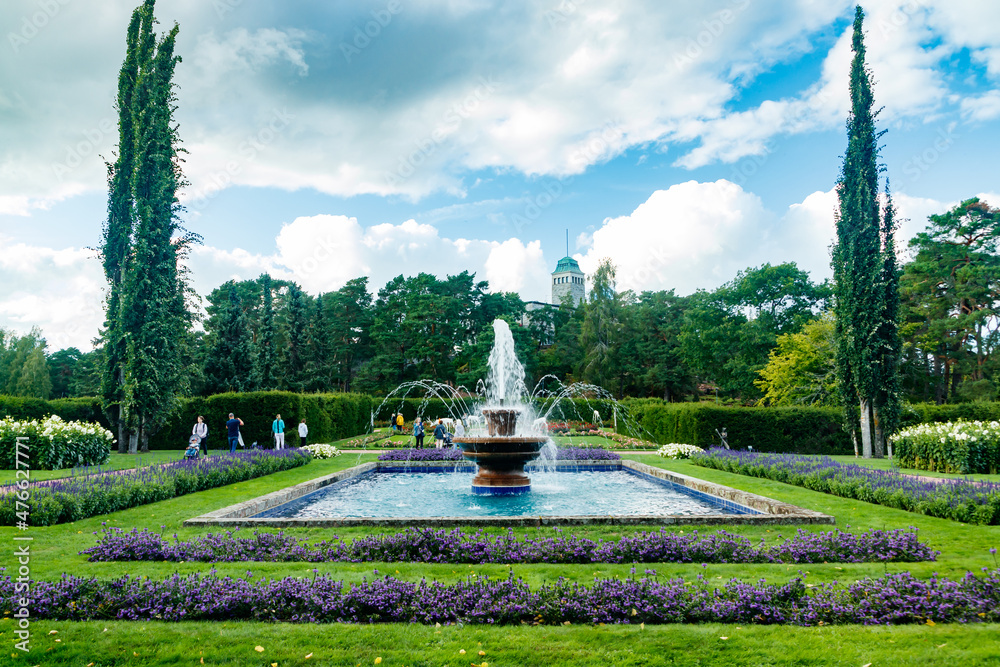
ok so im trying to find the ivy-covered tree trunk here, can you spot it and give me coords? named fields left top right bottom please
left=833, top=6, right=899, bottom=458
left=102, top=7, right=143, bottom=455
left=102, top=0, right=193, bottom=453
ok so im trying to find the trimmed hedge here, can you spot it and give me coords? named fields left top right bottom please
left=0, top=393, right=372, bottom=451
left=622, top=402, right=851, bottom=455
left=372, top=396, right=619, bottom=426
left=146, top=392, right=373, bottom=450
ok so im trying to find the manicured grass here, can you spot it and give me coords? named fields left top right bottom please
left=825, top=454, right=1000, bottom=483
left=3, top=449, right=1000, bottom=665
left=5, top=619, right=999, bottom=666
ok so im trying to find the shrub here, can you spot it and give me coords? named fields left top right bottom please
left=623, top=401, right=851, bottom=454
left=656, top=443, right=704, bottom=460
left=302, top=444, right=341, bottom=459
left=146, top=391, right=374, bottom=450
left=891, top=421, right=1000, bottom=474
left=0, top=416, right=113, bottom=470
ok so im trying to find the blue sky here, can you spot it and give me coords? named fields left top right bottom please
left=1, top=0, right=999, bottom=350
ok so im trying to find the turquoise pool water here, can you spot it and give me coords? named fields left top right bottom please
left=253, top=469, right=756, bottom=519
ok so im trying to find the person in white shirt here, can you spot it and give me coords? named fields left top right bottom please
left=298, top=419, right=308, bottom=447
left=192, top=415, right=209, bottom=456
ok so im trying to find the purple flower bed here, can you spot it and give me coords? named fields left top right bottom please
left=0, top=450, right=311, bottom=527
left=376, top=447, right=621, bottom=462
left=378, top=448, right=464, bottom=461
left=691, top=448, right=1000, bottom=525
left=3, top=568, right=997, bottom=625
left=82, top=526, right=937, bottom=565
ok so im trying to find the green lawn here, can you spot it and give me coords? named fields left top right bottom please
left=3, top=450, right=999, bottom=665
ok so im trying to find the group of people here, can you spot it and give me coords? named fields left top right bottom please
left=184, top=413, right=310, bottom=459
left=404, top=416, right=463, bottom=449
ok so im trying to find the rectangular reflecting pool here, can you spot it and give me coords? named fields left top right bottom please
left=185, top=459, right=835, bottom=528
left=252, top=468, right=758, bottom=519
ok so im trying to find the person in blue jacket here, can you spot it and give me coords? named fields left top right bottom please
left=433, top=419, right=447, bottom=449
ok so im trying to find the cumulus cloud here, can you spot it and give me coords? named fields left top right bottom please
left=573, top=181, right=1000, bottom=297
left=3, top=0, right=996, bottom=206
left=187, top=215, right=552, bottom=303
left=0, top=237, right=105, bottom=350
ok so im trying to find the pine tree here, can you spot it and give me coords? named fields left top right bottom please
left=282, top=283, right=309, bottom=390
left=204, top=283, right=253, bottom=394
left=252, top=273, right=278, bottom=390
left=832, top=6, right=899, bottom=458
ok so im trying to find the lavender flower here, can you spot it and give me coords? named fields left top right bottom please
left=2, top=568, right=996, bottom=626
left=82, top=526, right=937, bottom=565
left=691, top=448, right=1000, bottom=525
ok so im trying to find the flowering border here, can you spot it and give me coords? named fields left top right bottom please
left=3, top=568, right=997, bottom=626
left=82, top=526, right=938, bottom=565
left=690, top=448, right=1000, bottom=525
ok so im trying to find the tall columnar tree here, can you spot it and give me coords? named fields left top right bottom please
left=101, top=5, right=143, bottom=452
left=100, top=0, right=193, bottom=452
left=832, top=6, right=900, bottom=458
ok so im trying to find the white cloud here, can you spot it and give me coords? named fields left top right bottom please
left=6, top=0, right=994, bottom=207
left=0, top=238, right=105, bottom=350
left=574, top=181, right=1000, bottom=297
left=188, top=215, right=552, bottom=303
left=961, top=90, right=1000, bottom=122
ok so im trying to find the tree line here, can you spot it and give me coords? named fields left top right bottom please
left=15, top=193, right=999, bottom=412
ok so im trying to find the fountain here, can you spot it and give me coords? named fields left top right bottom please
left=453, top=320, right=549, bottom=495
left=188, top=318, right=835, bottom=528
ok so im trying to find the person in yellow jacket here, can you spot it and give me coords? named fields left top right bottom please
left=396, top=413, right=404, bottom=431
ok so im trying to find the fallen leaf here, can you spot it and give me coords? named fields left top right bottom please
left=640, top=623, right=645, bottom=630
left=255, top=646, right=265, bottom=653
left=479, top=650, right=486, bottom=656
left=49, top=631, right=58, bottom=635
left=720, top=637, right=729, bottom=640
left=272, top=663, right=278, bottom=667
left=200, top=660, right=204, bottom=665
left=563, top=621, right=571, bottom=626
left=926, top=619, right=936, bottom=626
left=375, top=658, right=382, bottom=665
left=305, top=654, right=313, bottom=660
left=459, top=649, right=466, bottom=654
left=937, top=643, right=947, bottom=648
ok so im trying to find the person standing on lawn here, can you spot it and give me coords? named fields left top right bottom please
left=413, top=417, right=425, bottom=449
left=298, top=418, right=308, bottom=447
left=433, top=418, right=446, bottom=449
left=272, top=414, right=285, bottom=449
left=226, top=413, right=243, bottom=453
left=396, top=412, right=404, bottom=432
left=192, top=415, right=209, bottom=456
